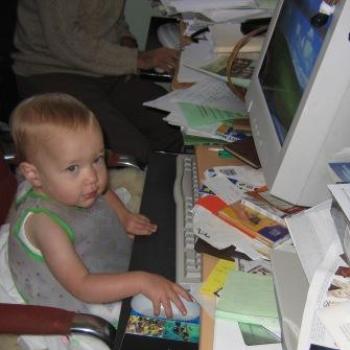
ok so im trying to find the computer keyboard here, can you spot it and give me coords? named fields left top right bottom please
left=174, top=154, right=202, bottom=287
left=118, top=153, right=199, bottom=350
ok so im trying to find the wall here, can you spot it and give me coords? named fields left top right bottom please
left=125, top=0, right=161, bottom=50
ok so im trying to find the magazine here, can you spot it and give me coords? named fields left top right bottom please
left=185, top=55, right=256, bottom=88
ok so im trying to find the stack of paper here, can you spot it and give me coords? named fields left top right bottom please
left=144, top=77, right=250, bottom=142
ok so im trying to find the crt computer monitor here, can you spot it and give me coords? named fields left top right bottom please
left=246, top=0, right=350, bottom=207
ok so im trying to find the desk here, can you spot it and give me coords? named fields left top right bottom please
left=194, top=145, right=243, bottom=350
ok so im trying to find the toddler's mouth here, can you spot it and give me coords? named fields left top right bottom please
left=84, top=190, right=97, bottom=200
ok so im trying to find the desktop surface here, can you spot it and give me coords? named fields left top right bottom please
left=115, top=152, right=198, bottom=350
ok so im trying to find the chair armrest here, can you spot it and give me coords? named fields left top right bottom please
left=106, top=150, right=141, bottom=170
left=70, top=313, right=116, bottom=348
left=0, top=304, right=116, bottom=348
left=115, top=154, right=140, bottom=169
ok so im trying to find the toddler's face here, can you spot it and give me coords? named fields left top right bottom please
left=34, top=125, right=108, bottom=208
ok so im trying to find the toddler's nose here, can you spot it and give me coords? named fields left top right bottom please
left=85, top=166, right=98, bottom=184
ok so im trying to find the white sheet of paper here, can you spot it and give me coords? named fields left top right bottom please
left=178, top=40, right=215, bottom=83
left=297, top=244, right=343, bottom=350
left=203, top=175, right=244, bottom=204
left=216, top=165, right=265, bottom=188
left=192, top=205, right=263, bottom=260
left=318, top=301, right=350, bottom=350
left=144, top=77, right=246, bottom=115
left=286, top=200, right=342, bottom=283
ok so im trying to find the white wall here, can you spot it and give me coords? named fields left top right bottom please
left=125, top=0, right=161, bottom=50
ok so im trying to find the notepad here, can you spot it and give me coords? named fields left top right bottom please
left=200, top=259, right=235, bottom=296
left=216, top=270, right=280, bottom=333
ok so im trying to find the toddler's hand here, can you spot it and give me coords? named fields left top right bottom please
left=123, top=212, right=157, bottom=236
left=139, top=272, right=191, bottom=318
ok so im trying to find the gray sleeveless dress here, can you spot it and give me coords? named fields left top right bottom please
left=8, top=185, right=133, bottom=313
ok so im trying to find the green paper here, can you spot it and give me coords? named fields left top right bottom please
left=183, top=135, right=227, bottom=146
left=179, top=102, right=242, bottom=128
left=218, top=150, right=234, bottom=159
left=216, top=271, right=278, bottom=328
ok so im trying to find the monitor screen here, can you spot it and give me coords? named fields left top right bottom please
left=258, top=0, right=332, bottom=144
left=246, top=0, right=350, bottom=206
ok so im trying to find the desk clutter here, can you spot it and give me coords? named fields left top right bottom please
left=145, top=3, right=349, bottom=350
left=144, top=76, right=251, bottom=145
left=278, top=181, right=350, bottom=350
left=145, top=0, right=277, bottom=147
left=187, top=154, right=350, bottom=350
left=192, top=162, right=301, bottom=257
left=175, top=150, right=302, bottom=349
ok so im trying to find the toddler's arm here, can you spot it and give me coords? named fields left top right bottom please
left=29, top=212, right=188, bottom=317
left=104, top=189, right=157, bottom=235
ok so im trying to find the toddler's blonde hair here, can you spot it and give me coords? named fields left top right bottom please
left=10, top=93, right=102, bottom=162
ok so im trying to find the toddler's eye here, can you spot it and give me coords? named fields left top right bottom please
left=66, top=165, right=79, bottom=172
left=95, top=155, right=105, bottom=164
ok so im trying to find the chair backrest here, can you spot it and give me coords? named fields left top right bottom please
left=0, top=149, right=17, bottom=225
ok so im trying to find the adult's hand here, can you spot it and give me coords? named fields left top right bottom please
left=137, top=47, right=180, bottom=72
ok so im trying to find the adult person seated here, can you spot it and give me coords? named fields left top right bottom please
left=12, top=0, right=183, bottom=165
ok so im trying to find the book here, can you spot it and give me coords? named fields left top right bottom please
left=241, top=191, right=290, bottom=225
left=241, top=188, right=305, bottom=226
left=232, top=118, right=251, bottom=133
left=224, top=136, right=261, bottom=169
left=197, top=195, right=290, bottom=248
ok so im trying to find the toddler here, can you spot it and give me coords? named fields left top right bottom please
left=8, top=93, right=189, bottom=321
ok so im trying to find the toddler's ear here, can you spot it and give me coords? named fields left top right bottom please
left=19, top=162, right=42, bottom=187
